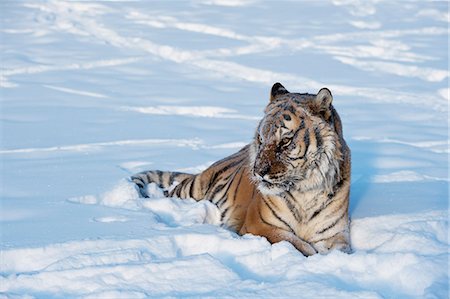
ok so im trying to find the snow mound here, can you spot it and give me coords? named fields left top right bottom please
left=20, top=182, right=447, bottom=298
left=1, top=208, right=447, bottom=298
left=69, top=179, right=141, bottom=210
left=69, top=180, right=221, bottom=227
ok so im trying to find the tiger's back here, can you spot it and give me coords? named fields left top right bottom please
left=132, top=83, right=351, bottom=256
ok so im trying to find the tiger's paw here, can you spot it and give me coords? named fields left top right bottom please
left=313, top=240, right=352, bottom=255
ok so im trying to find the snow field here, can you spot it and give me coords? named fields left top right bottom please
left=1, top=0, right=448, bottom=298
left=2, top=181, right=447, bottom=298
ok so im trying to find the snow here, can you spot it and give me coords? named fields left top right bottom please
left=0, top=0, right=448, bottom=298
left=121, top=105, right=260, bottom=120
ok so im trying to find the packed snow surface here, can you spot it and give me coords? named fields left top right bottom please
left=1, top=1, right=448, bottom=298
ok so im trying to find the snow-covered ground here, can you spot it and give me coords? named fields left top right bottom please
left=1, top=1, right=448, bottom=298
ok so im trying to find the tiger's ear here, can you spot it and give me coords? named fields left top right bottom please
left=315, top=87, right=333, bottom=110
left=270, top=82, right=289, bottom=102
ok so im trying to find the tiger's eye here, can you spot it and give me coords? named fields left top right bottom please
left=281, top=137, right=292, bottom=147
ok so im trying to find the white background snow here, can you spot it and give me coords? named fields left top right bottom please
left=0, top=1, right=448, bottom=298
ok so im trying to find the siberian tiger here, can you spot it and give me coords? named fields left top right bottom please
left=131, top=83, right=351, bottom=256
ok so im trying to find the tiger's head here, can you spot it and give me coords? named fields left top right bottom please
left=250, top=83, right=343, bottom=195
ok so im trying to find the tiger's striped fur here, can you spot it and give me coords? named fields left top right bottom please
left=131, top=83, right=351, bottom=256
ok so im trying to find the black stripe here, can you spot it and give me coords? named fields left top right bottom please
left=284, top=192, right=302, bottom=223
left=208, top=161, right=240, bottom=186
left=298, top=118, right=305, bottom=130
left=316, top=209, right=346, bottom=235
left=189, top=177, right=196, bottom=199
left=145, top=172, right=152, bottom=184
left=156, top=170, right=163, bottom=185
left=173, top=177, right=190, bottom=198
left=258, top=209, right=285, bottom=231
left=168, top=172, right=178, bottom=185
left=214, top=166, right=242, bottom=206
left=133, top=179, right=145, bottom=189
left=210, top=184, right=226, bottom=202
left=208, top=145, right=248, bottom=169
left=230, top=168, right=244, bottom=205
left=309, top=207, right=322, bottom=221
left=263, top=199, right=295, bottom=233
left=216, top=191, right=230, bottom=207
left=286, top=105, right=296, bottom=114
left=287, top=155, right=303, bottom=162
left=285, top=160, right=296, bottom=169
left=271, top=101, right=287, bottom=109
left=290, top=119, right=305, bottom=143
left=175, top=185, right=182, bottom=197
left=308, top=198, right=334, bottom=221
left=314, top=126, right=323, bottom=149
left=313, top=230, right=341, bottom=243
left=208, top=155, right=246, bottom=187
left=303, top=129, right=310, bottom=156
left=220, top=207, right=229, bottom=222
left=212, top=167, right=238, bottom=202
left=250, top=183, right=256, bottom=199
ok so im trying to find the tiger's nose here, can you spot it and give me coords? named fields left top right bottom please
left=262, top=174, right=272, bottom=182
left=255, top=165, right=271, bottom=181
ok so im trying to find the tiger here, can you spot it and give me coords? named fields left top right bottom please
left=131, top=83, right=351, bottom=256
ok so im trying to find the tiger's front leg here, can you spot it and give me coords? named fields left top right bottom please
left=240, top=223, right=317, bottom=256
left=130, top=170, right=194, bottom=198
left=312, top=231, right=352, bottom=254
left=240, top=199, right=318, bottom=256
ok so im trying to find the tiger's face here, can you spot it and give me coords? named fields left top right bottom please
left=250, top=83, right=342, bottom=195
